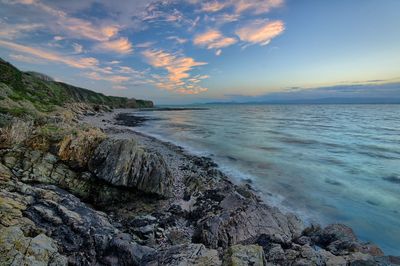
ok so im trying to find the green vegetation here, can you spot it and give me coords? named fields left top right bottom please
left=0, top=58, right=153, bottom=119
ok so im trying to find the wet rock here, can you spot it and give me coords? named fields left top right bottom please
left=303, top=224, right=385, bottom=257
left=224, top=244, right=266, bottom=266
left=89, top=139, right=174, bottom=197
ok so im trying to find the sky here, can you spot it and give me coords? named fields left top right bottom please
left=0, top=0, right=399, bottom=104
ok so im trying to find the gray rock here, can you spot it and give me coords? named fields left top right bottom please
left=89, top=139, right=174, bottom=197
left=143, top=243, right=221, bottom=265
left=193, top=190, right=304, bottom=249
left=224, top=244, right=266, bottom=266
left=0, top=178, right=153, bottom=265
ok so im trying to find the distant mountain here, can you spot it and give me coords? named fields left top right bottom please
left=209, top=82, right=400, bottom=105
left=0, top=58, right=153, bottom=117
left=204, top=97, right=400, bottom=105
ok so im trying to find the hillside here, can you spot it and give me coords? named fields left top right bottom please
left=0, top=58, right=153, bottom=118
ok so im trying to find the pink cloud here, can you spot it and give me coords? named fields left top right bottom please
left=142, top=49, right=208, bottom=94
left=96, top=37, right=133, bottom=54
left=198, top=0, right=284, bottom=15
left=194, top=29, right=237, bottom=53
left=83, top=72, right=130, bottom=83
left=0, top=40, right=99, bottom=69
left=236, top=20, right=285, bottom=46
left=201, top=1, right=227, bottom=12
left=7, top=0, right=133, bottom=55
left=0, top=21, right=43, bottom=40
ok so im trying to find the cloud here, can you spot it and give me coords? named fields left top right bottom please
left=142, top=49, right=208, bottom=94
left=72, top=43, right=83, bottom=54
left=0, top=20, right=43, bottom=39
left=53, top=36, right=64, bottom=41
left=197, top=0, right=284, bottom=15
left=136, top=41, right=156, bottom=48
left=9, top=53, right=41, bottom=63
left=167, top=36, right=188, bottom=44
left=7, top=0, right=116, bottom=41
left=83, top=71, right=130, bottom=83
left=236, top=20, right=285, bottom=46
left=232, top=0, right=284, bottom=14
left=0, top=39, right=101, bottom=69
left=206, top=13, right=240, bottom=25
left=4, top=0, right=134, bottom=55
left=201, top=1, right=227, bottom=12
left=112, top=85, right=128, bottom=90
left=95, top=37, right=133, bottom=54
left=193, top=29, right=236, bottom=51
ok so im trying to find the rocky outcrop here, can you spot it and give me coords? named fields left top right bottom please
left=88, top=139, right=174, bottom=198
left=1, top=110, right=399, bottom=265
left=0, top=178, right=155, bottom=265
left=189, top=178, right=304, bottom=249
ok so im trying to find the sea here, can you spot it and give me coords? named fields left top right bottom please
left=130, top=104, right=400, bottom=255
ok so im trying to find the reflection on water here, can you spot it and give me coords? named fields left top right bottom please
left=132, top=104, right=400, bottom=255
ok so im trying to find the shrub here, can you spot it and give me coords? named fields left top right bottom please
left=0, top=119, right=33, bottom=148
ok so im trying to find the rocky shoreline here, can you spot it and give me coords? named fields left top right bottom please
left=0, top=108, right=399, bottom=265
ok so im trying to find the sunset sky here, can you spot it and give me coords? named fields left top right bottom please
left=0, top=0, right=399, bottom=104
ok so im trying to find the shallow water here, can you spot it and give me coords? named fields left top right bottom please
left=132, top=104, right=400, bottom=255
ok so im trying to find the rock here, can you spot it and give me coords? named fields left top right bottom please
left=224, top=244, right=266, bottom=266
left=303, top=224, right=384, bottom=257
left=267, top=244, right=286, bottom=262
left=143, top=243, right=221, bottom=265
left=88, top=139, right=174, bottom=197
left=0, top=226, right=68, bottom=266
left=58, top=127, right=106, bottom=169
left=0, top=162, right=12, bottom=181
left=103, top=233, right=155, bottom=265
left=0, top=148, right=140, bottom=205
left=193, top=190, right=303, bottom=249
left=0, top=178, right=152, bottom=265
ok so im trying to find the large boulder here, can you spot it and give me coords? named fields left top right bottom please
left=193, top=190, right=304, bottom=249
left=0, top=148, right=138, bottom=205
left=88, top=139, right=174, bottom=197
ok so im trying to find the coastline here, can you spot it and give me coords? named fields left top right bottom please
left=1, top=106, right=398, bottom=265
left=81, top=109, right=398, bottom=264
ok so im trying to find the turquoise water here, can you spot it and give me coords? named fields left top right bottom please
left=133, top=104, right=400, bottom=255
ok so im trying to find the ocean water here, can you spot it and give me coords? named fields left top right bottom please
left=132, top=104, right=400, bottom=255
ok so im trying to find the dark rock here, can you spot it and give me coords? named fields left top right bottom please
left=103, top=233, right=155, bottom=265
left=0, top=179, right=152, bottom=265
left=142, top=243, right=220, bottom=265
